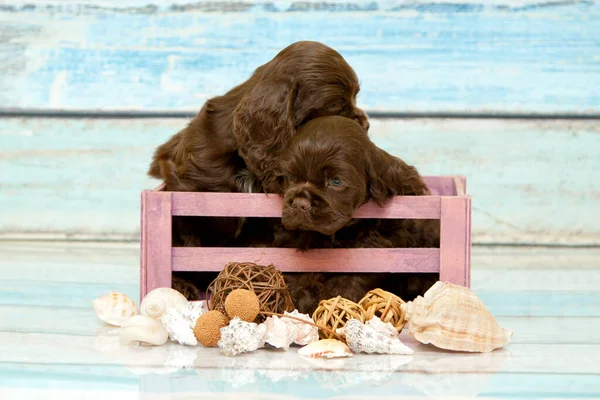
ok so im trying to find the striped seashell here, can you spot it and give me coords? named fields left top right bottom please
left=93, top=291, right=138, bottom=327
left=401, top=281, right=513, bottom=353
left=298, top=339, right=353, bottom=359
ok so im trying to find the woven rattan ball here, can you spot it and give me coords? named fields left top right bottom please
left=207, top=262, right=295, bottom=323
left=312, top=296, right=365, bottom=339
left=358, top=288, right=406, bottom=333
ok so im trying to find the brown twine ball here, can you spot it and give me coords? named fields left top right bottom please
left=358, top=288, right=407, bottom=333
left=207, top=262, right=294, bottom=323
left=312, top=296, right=365, bottom=339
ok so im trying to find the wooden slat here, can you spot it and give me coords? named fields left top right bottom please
left=466, top=196, right=472, bottom=286
left=424, top=176, right=459, bottom=196
left=171, top=247, right=440, bottom=273
left=439, top=197, right=470, bottom=286
left=163, top=176, right=456, bottom=196
left=139, top=190, right=147, bottom=303
left=143, top=191, right=172, bottom=299
left=5, top=280, right=599, bottom=316
left=1, top=2, right=598, bottom=113
left=171, top=192, right=442, bottom=219
left=453, top=176, right=466, bottom=196
left=1, top=117, right=598, bottom=245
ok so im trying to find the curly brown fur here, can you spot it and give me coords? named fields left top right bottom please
left=171, top=275, right=203, bottom=301
left=148, top=41, right=368, bottom=246
left=232, top=43, right=368, bottom=194
left=273, top=116, right=440, bottom=313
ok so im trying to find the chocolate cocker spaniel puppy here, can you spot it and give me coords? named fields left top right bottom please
left=147, top=41, right=368, bottom=247
left=273, top=116, right=440, bottom=314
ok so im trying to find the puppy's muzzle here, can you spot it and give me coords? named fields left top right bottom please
left=291, top=197, right=312, bottom=212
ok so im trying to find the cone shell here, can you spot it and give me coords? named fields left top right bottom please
left=401, top=281, right=513, bottom=353
left=338, top=319, right=413, bottom=355
left=92, top=291, right=138, bottom=327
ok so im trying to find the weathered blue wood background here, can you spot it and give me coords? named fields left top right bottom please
left=0, top=0, right=599, bottom=245
left=1, top=1, right=599, bottom=113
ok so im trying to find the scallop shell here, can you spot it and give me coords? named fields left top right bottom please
left=217, top=317, right=267, bottom=356
left=140, top=288, right=188, bottom=319
left=337, top=319, right=413, bottom=355
left=92, top=291, right=138, bottom=327
left=120, top=315, right=169, bottom=346
left=401, top=281, right=513, bottom=353
left=284, top=310, right=319, bottom=346
left=297, top=339, right=353, bottom=359
left=262, top=315, right=298, bottom=350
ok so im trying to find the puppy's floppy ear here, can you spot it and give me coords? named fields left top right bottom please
left=367, top=146, right=430, bottom=205
left=233, top=78, right=304, bottom=193
left=148, top=130, right=184, bottom=187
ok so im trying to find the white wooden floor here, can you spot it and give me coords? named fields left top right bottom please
left=0, top=241, right=599, bottom=399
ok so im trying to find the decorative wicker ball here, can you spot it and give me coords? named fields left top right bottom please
left=312, top=296, right=365, bottom=339
left=224, top=289, right=260, bottom=322
left=358, top=288, right=407, bottom=333
left=207, top=262, right=294, bottom=323
left=193, top=310, right=230, bottom=347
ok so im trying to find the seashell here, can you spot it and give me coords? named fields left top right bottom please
left=120, top=315, right=169, bottom=346
left=401, top=281, right=513, bottom=353
left=366, top=316, right=400, bottom=338
left=160, top=309, right=197, bottom=346
left=262, top=315, right=298, bottom=350
left=140, top=287, right=188, bottom=319
left=178, top=301, right=208, bottom=324
left=217, top=317, right=267, bottom=356
left=92, top=291, right=138, bottom=327
left=284, top=310, right=319, bottom=346
left=159, top=301, right=208, bottom=346
left=337, top=319, right=413, bottom=355
left=298, top=339, right=353, bottom=359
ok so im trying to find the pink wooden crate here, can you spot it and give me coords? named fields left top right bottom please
left=140, top=176, right=471, bottom=301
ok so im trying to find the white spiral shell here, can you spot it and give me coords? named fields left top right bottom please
left=339, top=319, right=413, bottom=355
left=119, top=315, right=169, bottom=346
left=92, top=291, right=138, bottom=327
left=140, top=288, right=188, bottom=319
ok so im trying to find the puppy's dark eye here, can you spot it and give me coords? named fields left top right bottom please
left=329, top=177, right=343, bottom=187
left=288, top=175, right=298, bottom=182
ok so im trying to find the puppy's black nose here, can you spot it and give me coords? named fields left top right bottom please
left=292, top=197, right=312, bottom=211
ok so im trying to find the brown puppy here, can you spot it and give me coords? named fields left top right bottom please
left=147, top=41, right=368, bottom=247
left=273, top=116, right=439, bottom=314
